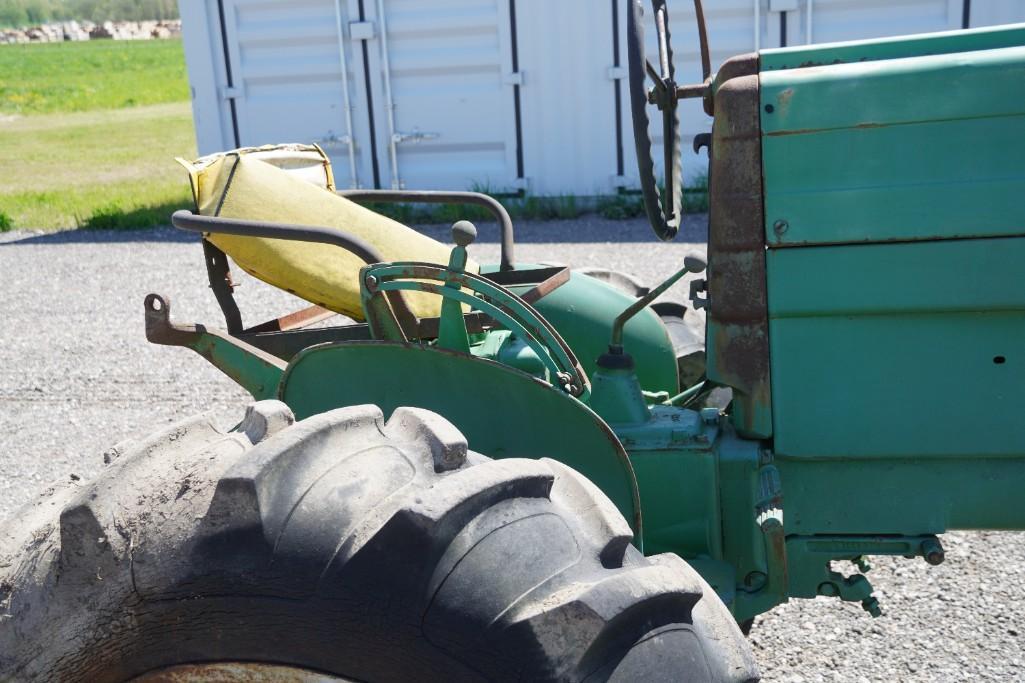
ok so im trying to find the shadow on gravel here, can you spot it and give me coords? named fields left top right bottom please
left=0, top=227, right=198, bottom=246
left=1, top=213, right=709, bottom=246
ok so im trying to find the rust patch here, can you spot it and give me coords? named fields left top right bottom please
left=707, top=72, right=773, bottom=438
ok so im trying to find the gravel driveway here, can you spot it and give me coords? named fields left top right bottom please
left=1, top=216, right=1022, bottom=681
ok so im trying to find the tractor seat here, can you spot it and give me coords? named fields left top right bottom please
left=178, top=146, right=477, bottom=321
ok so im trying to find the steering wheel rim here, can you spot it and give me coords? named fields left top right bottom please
left=627, top=0, right=683, bottom=241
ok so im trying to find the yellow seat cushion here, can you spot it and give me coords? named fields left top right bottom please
left=181, top=151, right=476, bottom=321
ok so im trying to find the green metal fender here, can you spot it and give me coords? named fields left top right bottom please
left=278, top=340, right=643, bottom=536
left=482, top=266, right=681, bottom=396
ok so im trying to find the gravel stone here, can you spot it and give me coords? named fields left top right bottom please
left=2, top=216, right=1023, bottom=681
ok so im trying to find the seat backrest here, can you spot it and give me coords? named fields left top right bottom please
left=178, top=146, right=476, bottom=321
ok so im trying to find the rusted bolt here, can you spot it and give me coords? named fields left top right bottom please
left=818, top=582, right=838, bottom=597
left=364, top=274, right=378, bottom=292
left=773, top=220, right=789, bottom=235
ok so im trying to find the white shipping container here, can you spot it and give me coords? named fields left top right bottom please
left=180, top=0, right=1025, bottom=195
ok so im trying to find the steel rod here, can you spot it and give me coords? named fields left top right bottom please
left=339, top=189, right=516, bottom=271
left=375, top=0, right=401, bottom=189
left=332, top=0, right=360, bottom=188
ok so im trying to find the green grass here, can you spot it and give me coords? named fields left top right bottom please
left=0, top=39, right=189, bottom=115
left=0, top=39, right=194, bottom=231
left=0, top=37, right=710, bottom=232
left=0, top=103, right=196, bottom=230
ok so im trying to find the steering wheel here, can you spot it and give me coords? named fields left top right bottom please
left=627, top=0, right=684, bottom=241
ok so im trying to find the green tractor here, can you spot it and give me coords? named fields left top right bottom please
left=3, top=2, right=1024, bottom=680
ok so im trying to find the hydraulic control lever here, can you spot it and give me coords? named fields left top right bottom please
left=609, top=254, right=707, bottom=354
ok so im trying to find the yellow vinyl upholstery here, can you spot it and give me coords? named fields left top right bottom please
left=180, top=149, right=476, bottom=321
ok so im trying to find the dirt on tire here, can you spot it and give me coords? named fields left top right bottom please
left=0, top=400, right=757, bottom=682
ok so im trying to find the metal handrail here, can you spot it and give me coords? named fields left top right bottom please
left=338, top=189, right=516, bottom=271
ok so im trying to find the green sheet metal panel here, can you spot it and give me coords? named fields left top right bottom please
left=760, top=45, right=1025, bottom=246
left=278, top=341, right=643, bottom=534
left=776, top=456, right=1025, bottom=535
left=767, top=237, right=1025, bottom=459
left=760, top=22, right=1025, bottom=71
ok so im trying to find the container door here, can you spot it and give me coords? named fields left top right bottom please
left=357, top=0, right=521, bottom=191
left=216, top=0, right=370, bottom=188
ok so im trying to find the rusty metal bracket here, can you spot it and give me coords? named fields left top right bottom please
left=484, top=265, right=570, bottom=305
left=144, top=293, right=285, bottom=400
left=202, top=240, right=243, bottom=333
left=243, top=304, right=338, bottom=334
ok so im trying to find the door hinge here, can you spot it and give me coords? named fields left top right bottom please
left=392, top=129, right=439, bottom=144
left=316, top=131, right=353, bottom=147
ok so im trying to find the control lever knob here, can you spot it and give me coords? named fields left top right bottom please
left=451, top=220, right=477, bottom=247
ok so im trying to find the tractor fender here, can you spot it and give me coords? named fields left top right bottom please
left=278, top=341, right=643, bottom=536
left=485, top=265, right=682, bottom=396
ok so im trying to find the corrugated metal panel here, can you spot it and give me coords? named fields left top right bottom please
left=515, top=0, right=621, bottom=195
left=181, top=0, right=1025, bottom=197
left=618, top=0, right=755, bottom=187
left=218, top=0, right=367, bottom=188
left=970, top=0, right=1025, bottom=28
left=618, top=0, right=972, bottom=186
left=180, top=1, right=239, bottom=153
left=367, top=0, right=518, bottom=190
left=804, top=0, right=959, bottom=44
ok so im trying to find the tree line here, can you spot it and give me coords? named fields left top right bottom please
left=0, top=0, right=179, bottom=28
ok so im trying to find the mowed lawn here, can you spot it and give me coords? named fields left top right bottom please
left=0, top=40, right=196, bottom=230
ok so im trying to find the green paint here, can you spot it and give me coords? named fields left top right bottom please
left=148, top=23, right=1025, bottom=628
left=761, top=46, right=1025, bottom=246
left=278, top=341, right=643, bottom=535
left=473, top=329, right=547, bottom=380
left=437, top=243, right=472, bottom=353
left=760, top=22, right=1025, bottom=71
left=363, top=263, right=587, bottom=397
left=493, top=268, right=681, bottom=396
left=184, top=332, right=284, bottom=401
left=589, top=364, right=653, bottom=426
left=767, top=237, right=1025, bottom=460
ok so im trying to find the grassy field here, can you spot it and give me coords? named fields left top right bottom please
left=0, top=37, right=708, bottom=231
left=0, top=39, right=195, bottom=231
left=0, top=39, right=189, bottom=114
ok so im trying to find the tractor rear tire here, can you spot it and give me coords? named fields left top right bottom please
left=0, top=401, right=758, bottom=682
